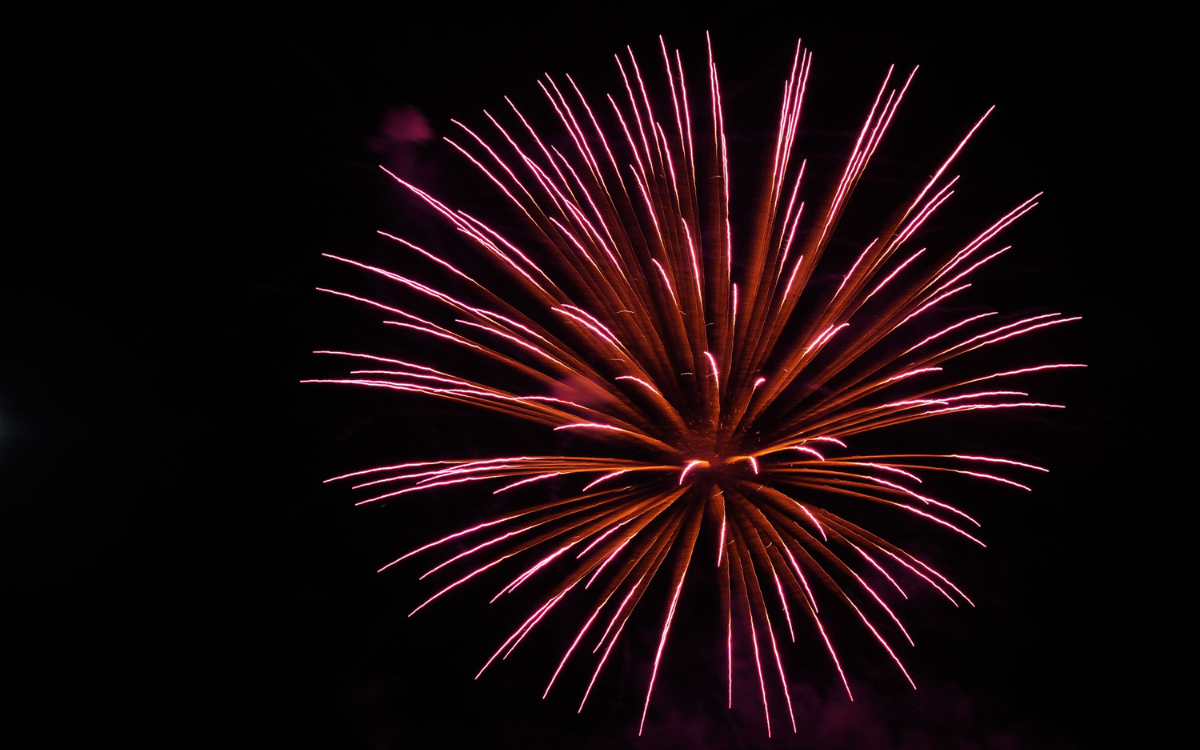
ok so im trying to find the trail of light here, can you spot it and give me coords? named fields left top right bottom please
left=562, top=305, right=626, bottom=352
left=888, top=501, right=985, bottom=545
left=798, top=504, right=827, bottom=542
left=846, top=598, right=916, bottom=688
left=776, top=161, right=805, bottom=257
left=616, top=375, right=662, bottom=396
left=812, top=603, right=853, bottom=700
left=781, top=253, right=806, bottom=302
left=631, top=164, right=667, bottom=254
left=835, top=239, right=878, bottom=296
left=577, top=519, right=632, bottom=558
left=887, top=178, right=956, bottom=252
left=323, top=457, right=453, bottom=483
left=383, top=321, right=485, bottom=351
left=781, top=543, right=818, bottom=613
left=377, top=231, right=481, bottom=286
left=894, top=283, right=972, bottom=329
left=540, top=77, right=605, bottom=194
left=704, top=351, right=720, bottom=388
left=726, top=557, right=733, bottom=707
left=935, top=390, right=1028, bottom=403
left=638, top=545, right=695, bottom=735
left=769, top=561, right=796, bottom=641
left=882, top=367, right=942, bottom=384
left=680, top=460, right=707, bottom=484
left=681, top=217, right=704, bottom=306
left=902, top=313, right=996, bottom=355
left=580, top=610, right=632, bottom=712
left=593, top=571, right=646, bottom=654
left=935, top=245, right=1011, bottom=293
left=930, top=194, right=1040, bottom=289
left=565, top=74, right=626, bottom=193
left=555, top=422, right=630, bottom=434
left=875, top=547, right=957, bottom=605
left=391, top=462, right=523, bottom=490
left=381, top=168, right=553, bottom=294
left=477, top=591, right=569, bottom=679
left=920, top=402, right=1065, bottom=418
left=804, top=322, right=848, bottom=354
left=492, top=101, right=576, bottom=211
left=737, top=550, right=773, bottom=737
left=494, top=472, right=563, bottom=494
left=585, top=535, right=634, bottom=589
left=379, top=516, right=512, bottom=572
left=496, top=542, right=579, bottom=599
left=582, top=470, right=629, bottom=492
left=791, top=445, right=825, bottom=461
left=502, top=590, right=572, bottom=660
left=975, top=316, right=1082, bottom=349
left=651, top=258, right=680, bottom=309
left=861, top=475, right=980, bottom=527
left=901, top=552, right=974, bottom=606
left=356, top=474, right=498, bottom=506
left=932, top=313, right=1059, bottom=356
left=778, top=201, right=805, bottom=272
left=849, top=570, right=913, bottom=646
left=545, top=598, right=608, bottom=698
left=555, top=307, right=625, bottom=351
left=547, top=216, right=603, bottom=273
left=908, top=107, right=993, bottom=214
left=850, top=542, right=907, bottom=598
left=855, top=463, right=922, bottom=483
left=455, top=209, right=559, bottom=288
left=863, top=247, right=926, bottom=302
left=962, top=363, right=1087, bottom=385
left=409, top=556, right=510, bottom=616
left=766, top=609, right=798, bottom=733
left=820, top=66, right=893, bottom=243
left=606, top=91, right=649, bottom=185
left=717, top=508, right=727, bottom=568
left=951, top=470, right=1031, bottom=491
left=949, top=454, right=1048, bottom=471
left=420, top=525, right=538, bottom=580
left=348, top=370, right=473, bottom=388
left=445, top=123, right=541, bottom=218
left=455, top=320, right=573, bottom=370
left=315, top=286, right=423, bottom=322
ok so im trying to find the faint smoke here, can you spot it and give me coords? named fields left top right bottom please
left=369, top=105, right=434, bottom=178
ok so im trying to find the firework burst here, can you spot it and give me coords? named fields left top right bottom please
left=311, top=35, right=1080, bottom=735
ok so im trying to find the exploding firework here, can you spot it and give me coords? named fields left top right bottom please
left=311, top=35, right=1080, bottom=735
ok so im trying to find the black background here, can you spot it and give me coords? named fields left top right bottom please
left=4, top=5, right=1163, bottom=748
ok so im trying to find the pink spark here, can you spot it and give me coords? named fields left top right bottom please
left=792, top=445, right=826, bottom=461
left=494, top=472, right=562, bottom=494
left=680, top=460, right=706, bottom=484
left=582, top=470, right=629, bottom=492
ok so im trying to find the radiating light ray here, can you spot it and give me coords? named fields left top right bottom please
left=582, top=470, right=629, bottom=492
left=318, top=35, right=1078, bottom=733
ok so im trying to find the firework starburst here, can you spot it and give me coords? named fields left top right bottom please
left=311, top=35, right=1079, bottom=735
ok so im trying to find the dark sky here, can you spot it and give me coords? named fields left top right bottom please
left=4, top=5, right=1159, bottom=748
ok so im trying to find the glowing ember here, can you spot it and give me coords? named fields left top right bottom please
left=312, top=34, right=1080, bottom=736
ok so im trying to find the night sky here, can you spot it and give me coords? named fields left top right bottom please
left=4, top=6, right=1159, bottom=748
